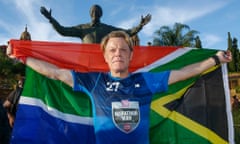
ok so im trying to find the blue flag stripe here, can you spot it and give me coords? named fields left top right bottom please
left=19, top=96, right=93, bottom=125
left=12, top=104, right=95, bottom=144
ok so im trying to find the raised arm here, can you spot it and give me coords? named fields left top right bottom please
left=139, top=14, right=152, bottom=27
left=168, top=51, right=232, bottom=85
left=26, top=57, right=73, bottom=87
left=40, top=6, right=81, bottom=38
left=6, top=44, right=73, bottom=87
left=40, top=6, right=52, bottom=20
left=127, top=14, right=151, bottom=36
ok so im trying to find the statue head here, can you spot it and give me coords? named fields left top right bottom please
left=90, top=4, right=102, bottom=23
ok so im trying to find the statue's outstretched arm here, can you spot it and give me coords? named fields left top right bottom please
left=40, top=6, right=52, bottom=20
left=140, top=14, right=151, bottom=27
left=127, top=14, right=151, bottom=36
left=39, top=6, right=78, bottom=37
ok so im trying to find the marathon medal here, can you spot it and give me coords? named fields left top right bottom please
left=112, top=100, right=140, bottom=133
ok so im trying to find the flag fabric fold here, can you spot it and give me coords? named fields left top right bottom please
left=9, top=40, right=234, bottom=144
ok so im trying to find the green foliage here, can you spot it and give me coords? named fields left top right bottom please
left=232, top=109, right=240, bottom=143
left=195, top=36, right=202, bottom=48
left=152, top=23, right=200, bottom=47
left=227, top=32, right=240, bottom=72
left=0, top=49, right=25, bottom=88
left=236, top=86, right=240, bottom=93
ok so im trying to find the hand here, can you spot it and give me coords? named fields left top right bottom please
left=6, top=44, right=15, bottom=59
left=140, top=14, right=151, bottom=26
left=6, top=43, right=26, bottom=63
left=40, top=6, right=52, bottom=20
left=7, top=113, right=15, bottom=128
left=216, top=50, right=232, bottom=64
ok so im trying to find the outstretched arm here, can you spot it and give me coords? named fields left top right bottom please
left=128, top=14, right=152, bottom=36
left=168, top=51, right=232, bottom=85
left=139, top=14, right=152, bottom=27
left=40, top=6, right=83, bottom=39
left=26, top=57, right=73, bottom=87
left=6, top=45, right=73, bottom=87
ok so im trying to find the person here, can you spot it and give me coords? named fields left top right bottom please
left=0, top=100, right=11, bottom=144
left=7, top=31, right=232, bottom=144
left=40, top=4, right=151, bottom=44
left=232, top=95, right=239, bottom=110
left=3, top=77, right=24, bottom=128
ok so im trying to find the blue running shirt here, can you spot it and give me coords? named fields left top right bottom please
left=71, top=71, right=170, bottom=144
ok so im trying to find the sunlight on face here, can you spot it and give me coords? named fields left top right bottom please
left=104, top=37, right=133, bottom=75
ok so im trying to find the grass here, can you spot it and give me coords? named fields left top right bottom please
left=232, top=108, right=240, bottom=143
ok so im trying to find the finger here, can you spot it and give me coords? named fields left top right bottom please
left=223, top=51, right=232, bottom=60
left=6, top=45, right=12, bottom=56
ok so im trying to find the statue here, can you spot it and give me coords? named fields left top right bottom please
left=40, top=4, right=151, bottom=44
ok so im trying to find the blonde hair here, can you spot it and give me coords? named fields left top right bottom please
left=100, top=31, right=133, bottom=52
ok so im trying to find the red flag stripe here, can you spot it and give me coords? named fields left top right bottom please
left=9, top=39, right=180, bottom=72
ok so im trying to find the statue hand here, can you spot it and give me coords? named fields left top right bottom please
left=40, top=6, right=52, bottom=20
left=140, top=14, right=151, bottom=26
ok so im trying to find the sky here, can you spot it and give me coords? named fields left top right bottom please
left=0, top=0, right=240, bottom=50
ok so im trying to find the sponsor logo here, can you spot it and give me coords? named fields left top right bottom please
left=112, top=100, right=140, bottom=133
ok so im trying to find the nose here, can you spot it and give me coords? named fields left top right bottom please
left=114, top=49, right=121, bottom=56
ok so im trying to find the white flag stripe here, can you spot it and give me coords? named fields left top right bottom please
left=222, top=65, right=235, bottom=144
left=134, top=47, right=192, bottom=73
left=19, top=96, right=93, bottom=125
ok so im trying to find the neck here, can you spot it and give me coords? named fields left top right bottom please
left=110, top=71, right=129, bottom=79
left=92, top=19, right=100, bottom=25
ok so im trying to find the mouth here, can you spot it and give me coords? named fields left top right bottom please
left=112, top=59, right=124, bottom=63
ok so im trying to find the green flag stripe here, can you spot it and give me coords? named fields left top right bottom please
left=151, top=48, right=217, bottom=72
left=134, top=48, right=192, bottom=72
left=22, top=67, right=92, bottom=116
left=150, top=83, right=193, bottom=126
left=150, top=48, right=217, bottom=105
left=169, top=111, right=228, bottom=144
left=150, top=66, right=219, bottom=127
left=151, top=78, right=228, bottom=144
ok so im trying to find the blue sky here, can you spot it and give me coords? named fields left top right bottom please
left=0, top=0, right=239, bottom=50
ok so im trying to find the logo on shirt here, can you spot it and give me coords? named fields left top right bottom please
left=112, top=100, right=140, bottom=133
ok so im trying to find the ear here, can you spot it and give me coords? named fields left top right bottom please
left=103, top=52, right=108, bottom=63
left=130, top=51, right=133, bottom=61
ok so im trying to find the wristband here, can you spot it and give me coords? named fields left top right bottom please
left=211, top=55, right=220, bottom=66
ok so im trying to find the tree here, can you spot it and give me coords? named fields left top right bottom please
left=0, top=46, right=25, bottom=100
left=232, top=38, right=240, bottom=72
left=227, top=32, right=240, bottom=72
left=195, top=36, right=202, bottom=48
left=153, top=23, right=200, bottom=47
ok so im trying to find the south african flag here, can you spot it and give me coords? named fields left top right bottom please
left=9, top=40, right=234, bottom=144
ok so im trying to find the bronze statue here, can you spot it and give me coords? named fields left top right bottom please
left=40, top=4, right=151, bottom=44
